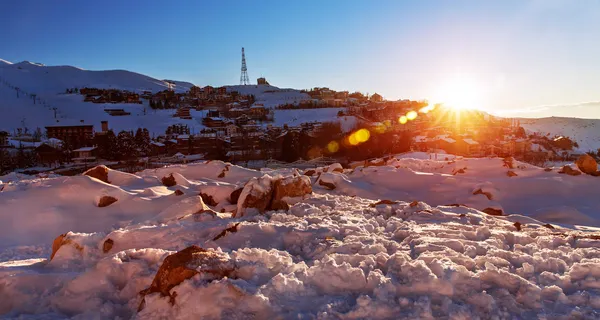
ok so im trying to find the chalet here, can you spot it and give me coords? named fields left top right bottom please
left=173, top=107, right=192, bottom=119
left=0, top=131, right=8, bottom=146
left=457, top=138, right=482, bottom=156
left=257, top=77, right=269, bottom=85
left=369, top=93, right=383, bottom=103
left=203, top=86, right=215, bottom=95
left=35, top=143, right=62, bottom=166
left=226, top=124, right=239, bottom=136
left=249, top=104, right=267, bottom=119
left=46, top=122, right=94, bottom=149
left=141, top=91, right=153, bottom=99
left=72, top=146, right=97, bottom=163
left=150, top=141, right=167, bottom=156
left=203, top=117, right=226, bottom=127
left=217, top=86, right=227, bottom=95
left=104, top=109, right=131, bottom=116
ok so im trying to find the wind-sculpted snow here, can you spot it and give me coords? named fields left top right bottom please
left=1, top=156, right=599, bottom=319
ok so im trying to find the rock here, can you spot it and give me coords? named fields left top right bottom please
left=161, top=173, right=177, bottom=187
left=217, top=165, right=230, bottom=178
left=369, top=199, right=399, bottom=207
left=558, top=166, right=582, bottom=176
left=229, top=188, right=243, bottom=204
left=482, top=208, right=503, bottom=216
left=50, top=233, right=83, bottom=261
left=270, top=199, right=290, bottom=211
left=544, top=168, right=553, bottom=172
left=174, top=189, right=184, bottom=196
left=97, top=196, right=118, bottom=207
left=304, top=169, right=316, bottom=176
left=212, top=223, right=241, bottom=241
left=592, top=171, right=600, bottom=177
left=83, top=165, right=110, bottom=184
left=543, top=223, right=555, bottom=230
left=513, top=222, right=522, bottom=231
left=503, top=157, right=515, bottom=169
left=236, top=176, right=274, bottom=216
left=409, top=201, right=419, bottom=207
left=507, top=171, right=518, bottom=177
left=199, top=193, right=218, bottom=206
left=473, top=188, right=493, bottom=200
left=103, top=238, right=114, bottom=253
left=453, top=168, right=466, bottom=175
left=575, top=154, right=598, bottom=175
left=272, top=176, right=312, bottom=204
left=138, top=246, right=234, bottom=310
left=318, top=179, right=336, bottom=190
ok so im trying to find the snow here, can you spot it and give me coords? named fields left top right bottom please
left=1, top=156, right=600, bottom=318
left=521, top=117, right=600, bottom=152
left=72, top=146, right=96, bottom=152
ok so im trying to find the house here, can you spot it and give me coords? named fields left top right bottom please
left=457, top=138, right=482, bottom=156
left=35, top=143, right=62, bottom=166
left=226, top=124, right=238, bottom=136
left=369, top=93, right=383, bottom=103
left=202, top=117, right=226, bottom=127
left=0, top=131, right=8, bottom=146
left=150, top=141, right=167, bottom=156
left=104, top=109, right=131, bottom=116
left=72, top=146, right=97, bottom=163
left=257, top=77, right=269, bottom=85
left=45, top=122, right=94, bottom=149
left=249, top=104, right=267, bottom=119
left=217, top=86, right=227, bottom=95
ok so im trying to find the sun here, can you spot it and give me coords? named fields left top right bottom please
left=433, top=76, right=483, bottom=111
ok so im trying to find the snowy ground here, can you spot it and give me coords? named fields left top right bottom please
left=521, top=117, right=600, bottom=153
left=1, top=154, right=599, bottom=319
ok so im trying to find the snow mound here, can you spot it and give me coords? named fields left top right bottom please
left=1, top=158, right=600, bottom=318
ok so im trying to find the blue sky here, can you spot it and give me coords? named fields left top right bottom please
left=2, top=0, right=600, bottom=117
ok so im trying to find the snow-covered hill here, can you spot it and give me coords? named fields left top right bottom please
left=0, top=59, right=330, bottom=136
left=520, top=117, right=600, bottom=152
left=1, top=155, right=599, bottom=318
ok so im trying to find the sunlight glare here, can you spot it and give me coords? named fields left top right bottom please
left=434, top=76, right=483, bottom=111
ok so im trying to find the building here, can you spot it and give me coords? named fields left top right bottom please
left=457, top=138, right=482, bottom=156
left=72, top=146, right=97, bottom=163
left=369, top=93, right=383, bottom=103
left=150, top=141, right=167, bottom=156
left=35, top=143, right=62, bottom=166
left=104, top=109, right=131, bottom=116
left=257, top=77, right=269, bottom=85
left=226, top=124, right=238, bottom=136
left=0, top=131, right=8, bottom=147
left=45, top=122, right=94, bottom=149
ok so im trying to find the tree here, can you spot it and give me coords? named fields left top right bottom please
left=135, top=128, right=151, bottom=156
left=32, top=127, right=43, bottom=141
left=116, top=130, right=137, bottom=161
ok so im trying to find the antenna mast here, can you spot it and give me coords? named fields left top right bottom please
left=240, top=47, right=250, bottom=85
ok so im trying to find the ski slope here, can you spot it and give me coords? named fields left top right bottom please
left=520, top=117, right=600, bottom=152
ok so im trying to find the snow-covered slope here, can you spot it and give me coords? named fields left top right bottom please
left=520, top=117, right=600, bottom=152
left=1, top=156, right=599, bottom=318
left=226, top=84, right=310, bottom=108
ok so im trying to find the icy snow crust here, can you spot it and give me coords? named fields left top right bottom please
left=1, top=156, right=600, bottom=319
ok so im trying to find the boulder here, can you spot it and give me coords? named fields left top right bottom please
left=558, top=166, right=582, bottom=176
left=507, top=170, right=518, bottom=177
left=544, top=168, right=553, bottom=172
left=575, top=154, right=598, bottom=175
left=304, top=169, right=316, bottom=176
left=236, top=176, right=274, bottom=216
left=409, top=201, right=419, bottom=207
left=161, top=174, right=177, bottom=187
left=270, top=199, right=290, bottom=211
left=83, top=165, right=110, bottom=184
left=174, top=189, right=184, bottom=196
left=272, top=176, right=312, bottom=204
left=138, top=246, right=234, bottom=310
left=229, top=188, right=243, bottom=204
left=97, top=196, right=118, bottom=207
left=212, top=223, right=241, bottom=241
left=513, top=222, right=522, bottom=231
left=369, top=199, right=399, bottom=207
left=473, top=188, right=493, bottom=200
left=217, top=165, right=230, bottom=178
left=50, top=233, right=83, bottom=261
left=318, top=179, right=336, bottom=190
left=482, top=208, right=503, bottom=216
left=453, top=168, right=466, bottom=175
left=199, top=193, right=218, bottom=206
left=103, top=238, right=114, bottom=253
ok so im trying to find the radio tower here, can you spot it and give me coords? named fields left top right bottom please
left=240, top=47, right=250, bottom=85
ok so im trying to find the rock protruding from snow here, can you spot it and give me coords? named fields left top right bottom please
left=161, top=174, right=177, bottom=187
left=272, top=175, right=312, bottom=203
left=575, top=154, right=598, bottom=175
left=229, top=187, right=243, bottom=204
left=507, top=170, right=518, bottom=177
left=50, top=233, right=83, bottom=261
left=236, top=175, right=275, bottom=216
left=83, top=165, right=110, bottom=184
left=138, top=246, right=234, bottom=310
left=102, top=238, right=114, bottom=253
left=97, top=195, right=118, bottom=207
left=558, top=166, right=582, bottom=176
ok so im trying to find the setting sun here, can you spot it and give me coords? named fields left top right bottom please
left=433, top=76, right=484, bottom=111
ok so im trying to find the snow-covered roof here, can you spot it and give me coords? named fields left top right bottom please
left=177, top=134, right=190, bottom=139
left=440, top=137, right=456, bottom=144
left=151, top=141, right=165, bottom=147
left=414, top=135, right=428, bottom=143
left=462, top=138, right=479, bottom=145
left=73, top=146, right=96, bottom=152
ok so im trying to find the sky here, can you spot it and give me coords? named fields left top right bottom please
left=1, top=0, right=600, bottom=118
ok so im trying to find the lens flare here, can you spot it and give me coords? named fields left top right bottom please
left=406, top=111, right=418, bottom=120
left=348, top=134, right=359, bottom=145
left=355, top=129, right=370, bottom=143
left=399, top=116, right=408, bottom=124
left=327, top=141, right=339, bottom=153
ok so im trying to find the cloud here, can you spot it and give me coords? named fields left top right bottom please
left=494, top=101, right=600, bottom=119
